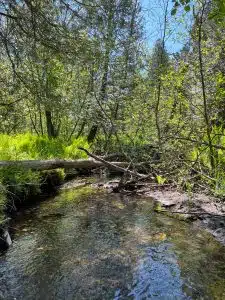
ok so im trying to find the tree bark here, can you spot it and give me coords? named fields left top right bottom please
left=45, top=110, right=56, bottom=138
left=154, top=0, right=169, bottom=149
left=197, top=3, right=215, bottom=172
left=0, top=159, right=135, bottom=171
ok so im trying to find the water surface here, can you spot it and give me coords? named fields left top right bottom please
left=0, top=185, right=225, bottom=299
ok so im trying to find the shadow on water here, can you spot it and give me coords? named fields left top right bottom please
left=0, top=185, right=225, bottom=299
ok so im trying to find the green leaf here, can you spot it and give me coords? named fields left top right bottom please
left=171, top=8, right=177, bottom=16
left=156, top=175, right=167, bottom=185
left=184, top=5, right=190, bottom=12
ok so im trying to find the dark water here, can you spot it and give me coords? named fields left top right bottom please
left=0, top=185, right=225, bottom=300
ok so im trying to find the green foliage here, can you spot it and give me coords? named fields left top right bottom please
left=64, top=138, right=89, bottom=159
left=0, top=167, right=41, bottom=199
left=172, top=0, right=225, bottom=23
left=1, top=0, right=225, bottom=200
left=94, top=133, right=154, bottom=162
left=210, top=0, right=225, bottom=22
left=148, top=40, right=170, bottom=84
left=156, top=175, right=167, bottom=185
left=171, top=0, right=191, bottom=16
left=0, top=134, right=90, bottom=214
left=0, top=133, right=89, bottom=160
left=154, top=202, right=166, bottom=213
left=0, top=187, right=6, bottom=223
left=214, top=170, right=225, bottom=196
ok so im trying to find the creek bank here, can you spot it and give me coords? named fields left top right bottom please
left=139, top=188, right=225, bottom=245
left=0, top=218, right=12, bottom=250
left=0, top=170, right=64, bottom=251
left=140, top=188, right=225, bottom=245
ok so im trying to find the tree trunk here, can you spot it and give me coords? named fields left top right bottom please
left=87, top=125, right=98, bottom=143
left=87, top=4, right=114, bottom=143
left=45, top=110, right=56, bottom=138
left=154, top=0, right=169, bottom=149
left=0, top=159, right=134, bottom=171
left=197, top=4, right=215, bottom=172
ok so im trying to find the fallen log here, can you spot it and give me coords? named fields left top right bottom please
left=0, top=159, right=133, bottom=171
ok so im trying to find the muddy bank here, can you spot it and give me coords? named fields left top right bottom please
left=139, top=188, right=225, bottom=245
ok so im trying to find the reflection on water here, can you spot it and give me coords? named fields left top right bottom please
left=127, top=243, right=187, bottom=299
left=0, top=185, right=225, bottom=300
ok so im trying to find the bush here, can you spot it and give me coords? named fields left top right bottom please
left=0, top=187, right=6, bottom=223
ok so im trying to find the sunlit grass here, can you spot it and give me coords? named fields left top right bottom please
left=0, top=133, right=89, bottom=160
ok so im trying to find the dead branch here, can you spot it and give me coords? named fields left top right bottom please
left=78, top=147, right=147, bottom=178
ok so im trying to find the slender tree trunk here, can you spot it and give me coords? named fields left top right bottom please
left=39, top=104, right=44, bottom=136
left=27, top=103, right=39, bottom=135
left=76, top=121, right=86, bottom=139
left=197, top=3, right=215, bottom=172
left=87, top=3, right=114, bottom=143
left=87, top=125, right=98, bottom=143
left=45, top=110, right=56, bottom=138
left=154, top=0, right=169, bottom=148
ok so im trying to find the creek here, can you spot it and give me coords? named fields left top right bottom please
left=0, top=184, right=225, bottom=299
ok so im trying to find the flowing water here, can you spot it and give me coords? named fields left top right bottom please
left=0, top=185, right=225, bottom=300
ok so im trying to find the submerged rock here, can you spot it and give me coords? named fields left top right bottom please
left=0, top=222, right=12, bottom=250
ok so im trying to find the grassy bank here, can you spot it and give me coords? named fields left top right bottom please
left=0, top=134, right=90, bottom=222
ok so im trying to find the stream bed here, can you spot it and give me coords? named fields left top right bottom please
left=0, top=185, right=225, bottom=299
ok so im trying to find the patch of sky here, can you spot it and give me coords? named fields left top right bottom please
left=141, top=0, right=194, bottom=54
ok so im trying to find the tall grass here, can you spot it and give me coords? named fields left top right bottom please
left=0, top=133, right=89, bottom=160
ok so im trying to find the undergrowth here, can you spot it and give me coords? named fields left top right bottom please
left=0, top=133, right=90, bottom=220
left=0, top=133, right=89, bottom=160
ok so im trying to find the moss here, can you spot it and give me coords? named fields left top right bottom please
left=40, top=185, right=102, bottom=210
left=153, top=202, right=192, bottom=222
left=208, top=279, right=225, bottom=299
left=153, top=202, right=166, bottom=213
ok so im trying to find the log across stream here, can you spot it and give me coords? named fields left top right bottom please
left=0, top=158, right=131, bottom=171
left=0, top=148, right=147, bottom=178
